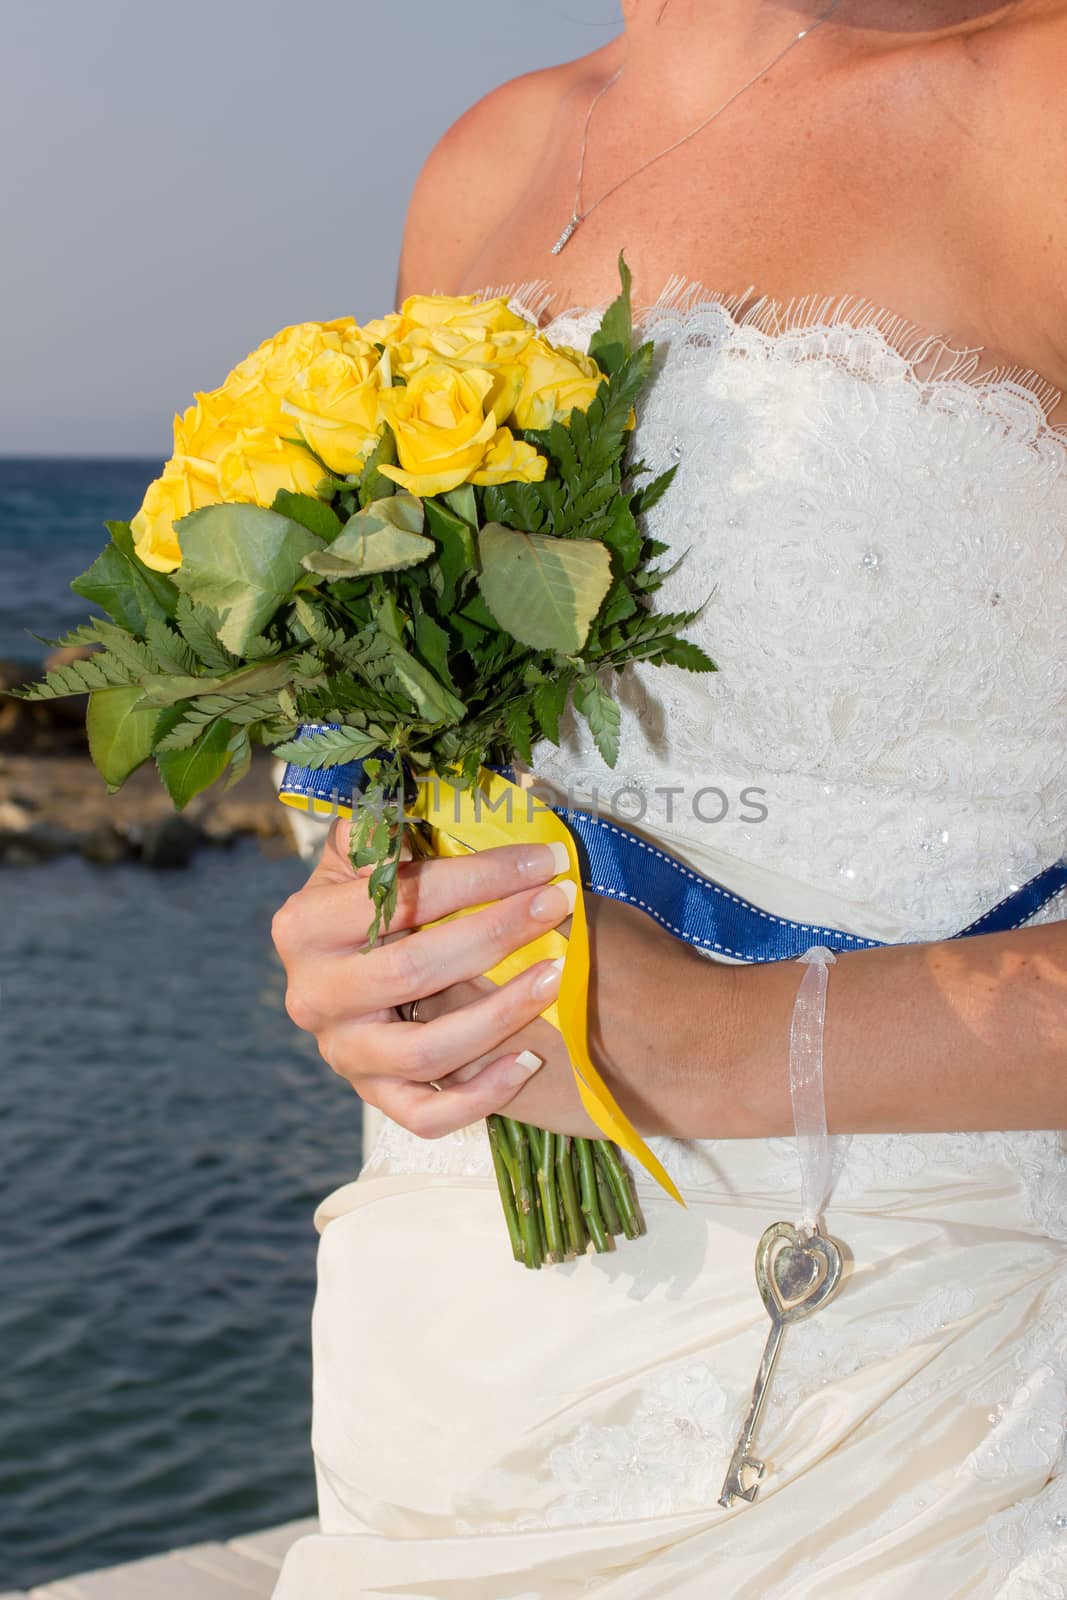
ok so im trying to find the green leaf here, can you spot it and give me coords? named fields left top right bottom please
left=476, top=523, right=613, bottom=653
left=225, top=726, right=253, bottom=789
left=272, top=724, right=384, bottom=766
left=173, top=595, right=236, bottom=672
left=600, top=582, right=638, bottom=627
left=357, top=423, right=398, bottom=507
left=71, top=520, right=179, bottom=633
left=301, top=492, right=433, bottom=578
left=172, top=504, right=323, bottom=656
left=271, top=489, right=343, bottom=543
left=600, top=499, right=642, bottom=572
left=482, top=481, right=545, bottom=533
left=145, top=617, right=199, bottom=676
left=573, top=676, right=621, bottom=767
left=647, top=638, right=717, bottom=672
left=635, top=463, right=678, bottom=514
left=424, top=498, right=477, bottom=608
left=414, top=613, right=459, bottom=694
left=532, top=674, right=570, bottom=746
left=587, top=251, right=633, bottom=377
left=503, top=701, right=534, bottom=766
left=137, top=656, right=296, bottom=708
left=442, top=484, right=477, bottom=526
left=86, top=685, right=159, bottom=790
left=385, top=641, right=466, bottom=725
left=156, top=716, right=234, bottom=809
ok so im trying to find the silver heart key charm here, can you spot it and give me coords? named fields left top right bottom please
left=718, top=1220, right=845, bottom=1508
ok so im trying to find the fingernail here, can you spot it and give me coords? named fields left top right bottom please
left=529, top=878, right=577, bottom=921
left=517, top=841, right=571, bottom=879
left=531, top=956, right=564, bottom=998
left=514, top=1049, right=543, bottom=1076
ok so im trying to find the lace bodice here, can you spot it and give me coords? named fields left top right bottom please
left=522, top=277, right=1067, bottom=944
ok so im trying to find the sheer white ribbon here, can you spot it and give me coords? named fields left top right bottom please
left=788, top=946, right=837, bottom=1236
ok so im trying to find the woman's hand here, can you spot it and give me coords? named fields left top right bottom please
left=271, top=820, right=576, bottom=1138
left=406, top=883, right=743, bottom=1141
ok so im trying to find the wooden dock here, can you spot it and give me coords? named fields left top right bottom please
left=2, top=1518, right=316, bottom=1599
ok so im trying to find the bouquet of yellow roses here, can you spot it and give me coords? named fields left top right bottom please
left=20, top=254, right=713, bottom=1268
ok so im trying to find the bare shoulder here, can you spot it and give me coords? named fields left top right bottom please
left=393, top=54, right=600, bottom=306
left=951, top=0, right=1067, bottom=384
left=996, top=1, right=1067, bottom=369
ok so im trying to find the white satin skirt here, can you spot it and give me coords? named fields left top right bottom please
left=273, top=842, right=1067, bottom=1598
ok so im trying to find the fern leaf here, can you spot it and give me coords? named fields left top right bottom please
left=145, top=617, right=199, bottom=676
left=174, top=595, right=237, bottom=673
left=634, top=463, right=678, bottom=514
left=502, top=701, right=534, bottom=767
left=271, top=724, right=384, bottom=767
left=573, top=676, right=621, bottom=768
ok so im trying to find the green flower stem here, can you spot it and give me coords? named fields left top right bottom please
left=525, top=1125, right=550, bottom=1258
left=576, top=1137, right=610, bottom=1253
left=503, top=1117, right=542, bottom=1270
left=556, top=1136, right=587, bottom=1256
left=595, top=1140, right=645, bottom=1240
left=486, top=1114, right=519, bottom=1190
left=487, top=1118, right=524, bottom=1263
left=594, top=1151, right=622, bottom=1236
left=536, top=1130, right=564, bottom=1262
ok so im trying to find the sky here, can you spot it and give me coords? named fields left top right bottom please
left=1, top=1, right=622, bottom=457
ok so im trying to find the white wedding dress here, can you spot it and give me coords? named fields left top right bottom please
left=273, top=281, right=1067, bottom=1598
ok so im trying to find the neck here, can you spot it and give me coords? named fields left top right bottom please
left=612, top=0, right=847, bottom=104
left=617, top=0, right=1019, bottom=69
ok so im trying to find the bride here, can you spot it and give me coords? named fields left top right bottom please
left=271, top=1, right=1067, bottom=1593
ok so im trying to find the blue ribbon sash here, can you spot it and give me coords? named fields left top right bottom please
left=278, top=736, right=1066, bottom=961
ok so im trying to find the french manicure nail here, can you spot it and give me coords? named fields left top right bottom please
left=514, top=1049, right=544, bottom=1076
left=546, top=841, right=571, bottom=875
left=517, top=840, right=571, bottom=879
left=530, top=879, right=577, bottom=921
left=532, top=956, right=565, bottom=997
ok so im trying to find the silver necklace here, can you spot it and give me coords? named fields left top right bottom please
left=550, top=0, right=843, bottom=256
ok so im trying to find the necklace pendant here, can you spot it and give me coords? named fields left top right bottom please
left=550, top=214, right=580, bottom=256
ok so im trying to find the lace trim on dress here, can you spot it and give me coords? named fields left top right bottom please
left=470, top=273, right=1067, bottom=452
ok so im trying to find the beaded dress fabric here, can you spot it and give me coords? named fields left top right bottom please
left=274, top=281, right=1067, bottom=1599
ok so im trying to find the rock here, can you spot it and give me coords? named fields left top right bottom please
left=198, top=817, right=237, bottom=848
left=139, top=815, right=204, bottom=870
left=79, top=821, right=128, bottom=866
left=0, top=819, right=79, bottom=864
left=0, top=799, right=31, bottom=833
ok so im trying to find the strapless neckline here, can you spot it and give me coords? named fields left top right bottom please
left=469, top=273, right=1067, bottom=452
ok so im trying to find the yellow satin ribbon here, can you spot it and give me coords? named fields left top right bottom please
left=282, top=767, right=683, bottom=1206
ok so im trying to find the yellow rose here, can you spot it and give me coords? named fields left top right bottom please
left=131, top=457, right=220, bottom=573
left=171, top=385, right=288, bottom=468
left=279, top=342, right=388, bottom=475
left=361, top=311, right=404, bottom=345
left=216, top=427, right=324, bottom=506
left=508, top=338, right=605, bottom=430
left=390, top=325, right=532, bottom=422
left=468, top=428, right=547, bottom=486
left=224, top=318, right=363, bottom=400
left=391, top=293, right=529, bottom=339
left=377, top=364, right=499, bottom=496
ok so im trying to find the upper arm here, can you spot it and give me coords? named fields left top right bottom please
left=393, top=67, right=566, bottom=308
